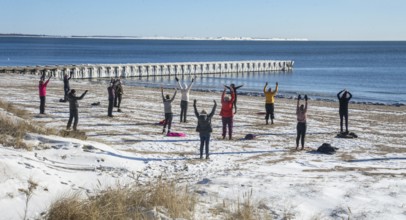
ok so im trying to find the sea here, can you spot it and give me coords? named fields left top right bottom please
left=1, top=37, right=406, bottom=105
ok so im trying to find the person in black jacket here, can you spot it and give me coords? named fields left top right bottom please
left=194, top=99, right=217, bottom=159
left=225, top=83, right=243, bottom=114
left=62, top=72, right=73, bottom=102
left=114, top=78, right=124, bottom=112
left=337, top=89, right=353, bottom=134
left=67, top=89, right=88, bottom=131
left=113, top=77, right=120, bottom=107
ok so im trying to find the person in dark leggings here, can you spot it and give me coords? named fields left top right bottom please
left=161, top=87, right=177, bottom=134
left=220, top=86, right=235, bottom=140
left=107, top=83, right=115, bottom=117
left=296, top=95, right=308, bottom=150
left=337, top=89, right=352, bottom=134
left=66, top=89, right=88, bottom=131
left=176, top=77, right=194, bottom=122
left=112, top=77, right=119, bottom=107
left=263, top=82, right=278, bottom=124
left=38, top=74, right=52, bottom=114
left=194, top=99, right=217, bottom=159
left=225, top=83, right=243, bottom=114
left=116, top=79, right=124, bottom=112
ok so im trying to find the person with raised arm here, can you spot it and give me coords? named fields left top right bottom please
left=337, top=89, right=353, bottom=134
left=225, top=83, right=243, bottom=114
left=38, top=74, right=52, bottom=114
left=62, top=71, right=73, bottom=102
left=296, top=94, right=308, bottom=150
left=66, top=89, right=88, bottom=131
left=263, top=82, right=279, bottom=124
left=220, top=86, right=235, bottom=140
left=194, top=99, right=217, bottom=159
left=176, top=77, right=194, bottom=123
left=161, top=87, right=177, bottom=134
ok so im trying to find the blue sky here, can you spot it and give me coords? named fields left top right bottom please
left=1, top=0, right=405, bottom=40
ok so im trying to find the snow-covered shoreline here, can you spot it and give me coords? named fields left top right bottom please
left=0, top=73, right=405, bottom=219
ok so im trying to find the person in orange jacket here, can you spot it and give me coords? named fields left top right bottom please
left=263, top=82, right=278, bottom=124
left=220, top=86, right=235, bottom=139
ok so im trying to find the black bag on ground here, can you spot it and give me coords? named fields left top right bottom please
left=244, top=134, right=256, bottom=140
left=336, top=132, right=358, bottom=138
left=317, top=143, right=338, bottom=154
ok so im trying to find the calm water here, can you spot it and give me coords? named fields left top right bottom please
left=1, top=37, right=406, bottom=104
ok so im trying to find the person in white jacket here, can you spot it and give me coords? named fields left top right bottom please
left=175, top=77, right=194, bottom=123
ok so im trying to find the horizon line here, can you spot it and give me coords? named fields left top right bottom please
left=0, top=33, right=308, bottom=41
left=1, top=33, right=406, bottom=41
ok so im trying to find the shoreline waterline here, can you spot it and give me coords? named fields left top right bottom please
left=109, top=79, right=406, bottom=107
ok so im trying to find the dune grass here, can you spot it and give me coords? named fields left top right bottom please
left=0, top=100, right=57, bottom=150
left=0, top=99, right=31, bottom=119
left=45, top=178, right=196, bottom=220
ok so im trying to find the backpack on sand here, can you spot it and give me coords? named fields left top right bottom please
left=244, top=134, right=256, bottom=140
left=317, top=143, right=338, bottom=154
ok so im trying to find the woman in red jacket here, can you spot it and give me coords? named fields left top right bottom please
left=38, top=74, right=52, bottom=114
left=220, top=86, right=235, bottom=140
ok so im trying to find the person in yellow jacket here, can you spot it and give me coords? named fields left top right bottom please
left=263, top=82, right=278, bottom=124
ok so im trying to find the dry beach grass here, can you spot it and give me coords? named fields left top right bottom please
left=46, top=179, right=196, bottom=220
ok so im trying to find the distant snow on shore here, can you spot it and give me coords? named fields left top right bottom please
left=0, top=33, right=308, bottom=41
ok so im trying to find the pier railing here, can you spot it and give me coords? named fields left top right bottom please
left=0, top=60, right=293, bottom=79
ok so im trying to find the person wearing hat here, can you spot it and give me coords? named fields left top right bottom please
left=66, top=89, right=88, bottom=131
left=263, top=82, right=278, bottom=124
left=176, top=77, right=194, bottom=123
left=161, top=87, right=177, bottom=134
left=225, top=83, right=243, bottom=114
left=194, top=99, right=217, bottom=159
left=337, top=89, right=352, bottom=134
left=296, top=94, right=308, bottom=150
left=38, top=74, right=52, bottom=114
left=220, top=86, right=235, bottom=140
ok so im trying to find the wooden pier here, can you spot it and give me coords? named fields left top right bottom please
left=0, top=60, right=294, bottom=79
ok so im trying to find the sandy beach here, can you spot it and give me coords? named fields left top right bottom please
left=1, top=73, right=405, bottom=219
